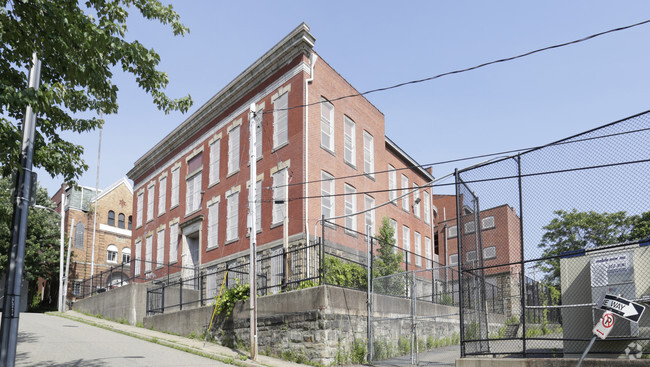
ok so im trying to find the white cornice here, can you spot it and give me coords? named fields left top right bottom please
left=128, top=23, right=315, bottom=183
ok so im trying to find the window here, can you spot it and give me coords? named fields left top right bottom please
left=321, top=171, right=334, bottom=219
left=344, top=184, right=356, bottom=232
left=464, top=221, right=475, bottom=234
left=423, top=191, right=431, bottom=224
left=74, top=223, right=84, bottom=249
left=449, top=254, right=458, bottom=266
left=321, top=99, right=334, bottom=152
left=134, top=240, right=141, bottom=276
left=448, top=225, right=457, bottom=238
left=208, top=201, right=219, bottom=249
left=344, top=116, right=355, bottom=166
left=169, top=222, right=178, bottom=263
left=146, top=184, right=154, bottom=222
left=256, top=114, right=262, bottom=158
left=107, top=210, right=115, bottom=226
left=425, top=237, right=432, bottom=268
left=158, top=176, right=167, bottom=216
left=389, top=219, right=398, bottom=254
left=272, top=169, right=287, bottom=225
left=171, top=167, right=180, bottom=207
left=363, top=131, right=374, bottom=177
left=388, top=165, right=397, bottom=203
left=145, top=236, right=153, bottom=273
left=156, top=228, right=165, bottom=267
left=273, top=93, right=288, bottom=148
left=186, top=173, right=202, bottom=214
left=401, top=175, right=409, bottom=212
left=413, top=184, right=420, bottom=218
left=118, top=213, right=125, bottom=229
left=402, top=225, right=410, bottom=263
left=128, top=216, right=132, bottom=230
left=107, top=244, right=118, bottom=263
left=72, top=282, right=81, bottom=296
left=483, top=246, right=497, bottom=260
left=255, top=180, right=262, bottom=230
left=122, top=247, right=131, bottom=264
left=482, top=216, right=495, bottom=229
left=466, top=250, right=477, bottom=263
left=209, top=139, right=221, bottom=185
left=228, top=125, right=240, bottom=174
left=226, top=191, right=239, bottom=241
left=136, top=192, right=143, bottom=227
left=414, top=232, right=422, bottom=267
left=365, top=195, right=375, bottom=238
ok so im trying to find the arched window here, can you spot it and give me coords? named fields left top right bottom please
left=122, top=247, right=131, bottom=264
left=107, top=244, right=118, bottom=263
left=128, top=216, right=132, bottom=230
left=118, top=213, right=125, bottom=229
left=108, top=210, right=115, bottom=226
left=74, top=223, right=84, bottom=249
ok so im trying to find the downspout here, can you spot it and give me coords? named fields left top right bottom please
left=305, top=52, right=317, bottom=250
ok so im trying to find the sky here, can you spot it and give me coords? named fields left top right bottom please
left=36, top=1, right=650, bottom=198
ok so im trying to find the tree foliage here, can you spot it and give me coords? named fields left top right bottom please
left=373, top=216, right=405, bottom=296
left=538, top=209, right=650, bottom=286
left=0, top=0, right=192, bottom=183
left=0, top=177, right=60, bottom=283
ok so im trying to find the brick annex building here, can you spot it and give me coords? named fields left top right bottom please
left=52, top=178, right=133, bottom=299
left=126, top=23, right=436, bottom=290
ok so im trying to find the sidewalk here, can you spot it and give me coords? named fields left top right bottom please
left=54, top=310, right=309, bottom=367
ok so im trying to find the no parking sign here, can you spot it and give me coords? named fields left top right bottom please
left=593, top=311, right=615, bottom=340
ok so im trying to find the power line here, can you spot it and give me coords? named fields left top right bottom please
left=261, top=19, right=650, bottom=116
left=264, top=125, right=650, bottom=190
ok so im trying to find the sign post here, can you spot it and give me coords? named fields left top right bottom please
left=577, top=311, right=615, bottom=367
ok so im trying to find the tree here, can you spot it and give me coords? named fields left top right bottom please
left=0, top=0, right=192, bottom=183
left=373, top=216, right=405, bottom=296
left=537, top=209, right=650, bottom=287
left=0, top=177, right=60, bottom=307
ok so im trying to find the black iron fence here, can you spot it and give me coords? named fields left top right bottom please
left=455, top=110, right=650, bottom=359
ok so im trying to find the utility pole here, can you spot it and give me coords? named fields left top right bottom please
left=58, top=188, right=66, bottom=312
left=0, top=52, right=42, bottom=367
left=247, top=103, right=258, bottom=361
left=90, top=126, right=103, bottom=292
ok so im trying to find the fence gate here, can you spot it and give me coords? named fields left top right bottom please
left=146, top=287, right=163, bottom=315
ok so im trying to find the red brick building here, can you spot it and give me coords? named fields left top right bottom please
left=52, top=178, right=133, bottom=299
left=126, top=23, right=435, bottom=289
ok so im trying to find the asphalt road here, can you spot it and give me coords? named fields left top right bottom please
left=11, top=312, right=223, bottom=366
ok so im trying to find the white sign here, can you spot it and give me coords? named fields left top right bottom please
left=593, top=311, right=615, bottom=340
left=590, top=252, right=632, bottom=287
left=600, top=294, right=646, bottom=323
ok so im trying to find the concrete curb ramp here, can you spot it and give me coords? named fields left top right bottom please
left=53, top=311, right=308, bottom=367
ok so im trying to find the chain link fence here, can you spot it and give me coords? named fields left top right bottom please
left=455, top=110, right=650, bottom=359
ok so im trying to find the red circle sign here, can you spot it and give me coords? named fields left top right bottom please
left=603, top=313, right=614, bottom=328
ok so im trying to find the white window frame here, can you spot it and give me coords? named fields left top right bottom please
left=344, top=116, right=356, bottom=166
left=228, top=125, right=240, bottom=175
left=145, top=235, right=153, bottom=273
left=388, top=164, right=397, bottom=203
left=208, top=201, right=219, bottom=249
left=226, top=191, right=239, bottom=241
left=134, top=240, right=141, bottom=276
left=256, top=114, right=263, bottom=158
left=365, top=195, right=375, bottom=238
left=158, top=176, right=167, bottom=216
left=401, top=174, right=409, bottom=212
left=209, top=139, right=220, bottom=186
left=414, top=231, right=422, bottom=267
left=136, top=192, right=143, bottom=228
left=273, top=92, right=288, bottom=148
left=255, top=180, right=262, bottom=231
left=272, top=169, right=287, bottom=225
left=466, top=250, right=477, bottom=263
left=186, top=172, right=202, bottom=215
left=423, top=191, right=431, bottom=224
left=465, top=221, right=475, bottom=234
left=169, top=222, right=178, bottom=264
left=483, top=246, right=497, bottom=260
left=107, top=244, right=118, bottom=264
left=413, top=184, right=420, bottom=218
left=320, top=99, right=334, bottom=152
left=344, top=184, right=357, bottom=233
left=321, top=171, right=334, bottom=220
left=448, top=225, right=457, bottom=238
left=122, top=247, right=131, bottom=264
left=425, top=237, right=432, bottom=268
left=363, top=131, right=374, bottom=177
left=156, top=228, right=165, bottom=268
left=403, top=225, right=410, bottom=263
left=482, top=216, right=495, bottom=229
left=449, top=254, right=458, bottom=266
left=171, top=167, right=180, bottom=208
left=146, top=184, right=154, bottom=223
left=389, top=218, right=398, bottom=254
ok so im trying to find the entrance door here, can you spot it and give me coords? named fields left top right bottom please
left=182, top=235, right=199, bottom=288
